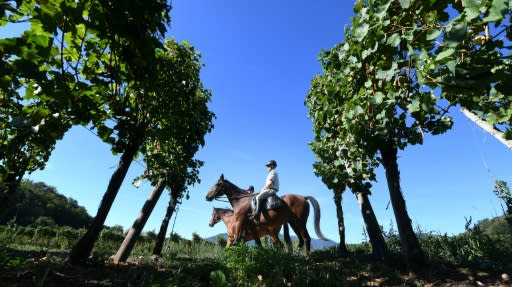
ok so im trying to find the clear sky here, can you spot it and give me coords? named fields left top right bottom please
left=14, top=0, right=512, bottom=243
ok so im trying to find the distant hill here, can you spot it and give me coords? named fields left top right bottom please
left=206, top=233, right=337, bottom=250
left=0, top=180, right=93, bottom=228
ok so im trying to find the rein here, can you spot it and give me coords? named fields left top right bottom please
left=209, top=179, right=255, bottom=204
left=214, top=193, right=253, bottom=202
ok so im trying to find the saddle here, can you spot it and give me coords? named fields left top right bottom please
left=251, top=193, right=284, bottom=211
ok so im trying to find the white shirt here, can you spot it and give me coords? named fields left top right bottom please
left=265, top=169, right=279, bottom=191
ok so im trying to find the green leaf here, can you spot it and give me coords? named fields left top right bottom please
left=374, top=1, right=391, bottom=20
left=372, top=92, right=384, bottom=105
left=403, top=29, right=414, bottom=41
left=333, top=159, right=344, bottom=167
left=407, top=100, right=421, bottom=113
left=399, top=0, right=411, bottom=9
left=96, top=125, right=113, bottom=142
left=463, top=0, right=482, bottom=21
left=483, top=0, right=507, bottom=22
left=376, top=62, right=398, bottom=81
left=445, top=60, right=456, bottom=74
left=426, top=29, right=442, bottom=40
left=362, top=42, right=378, bottom=59
left=435, top=48, right=455, bottom=61
left=354, top=105, right=364, bottom=116
left=504, top=129, right=512, bottom=140
left=445, top=21, right=467, bottom=46
left=354, top=22, right=369, bottom=41
left=486, top=112, right=498, bottom=124
left=28, top=33, right=50, bottom=47
left=386, top=33, right=401, bottom=47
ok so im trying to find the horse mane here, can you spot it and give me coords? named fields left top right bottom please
left=223, top=178, right=247, bottom=195
left=214, top=207, right=233, bottom=213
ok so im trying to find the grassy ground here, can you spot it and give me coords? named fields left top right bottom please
left=1, top=246, right=510, bottom=287
left=1, top=223, right=511, bottom=286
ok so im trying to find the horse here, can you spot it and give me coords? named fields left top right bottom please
left=209, top=207, right=286, bottom=249
left=205, top=174, right=328, bottom=254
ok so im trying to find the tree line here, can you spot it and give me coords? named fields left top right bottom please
left=0, top=180, right=92, bottom=228
left=0, top=0, right=214, bottom=265
left=306, top=0, right=512, bottom=271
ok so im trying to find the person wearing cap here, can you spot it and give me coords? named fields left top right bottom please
left=250, top=160, right=279, bottom=223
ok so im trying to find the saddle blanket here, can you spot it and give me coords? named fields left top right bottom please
left=252, top=194, right=284, bottom=211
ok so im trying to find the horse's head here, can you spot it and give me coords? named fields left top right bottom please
left=205, top=174, right=227, bottom=201
left=208, top=207, right=223, bottom=227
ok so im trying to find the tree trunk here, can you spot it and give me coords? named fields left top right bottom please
left=354, top=187, right=388, bottom=261
left=333, top=188, right=348, bottom=256
left=68, top=139, right=140, bottom=265
left=153, top=193, right=179, bottom=256
left=0, top=172, right=22, bottom=221
left=380, top=145, right=425, bottom=270
left=112, top=177, right=167, bottom=263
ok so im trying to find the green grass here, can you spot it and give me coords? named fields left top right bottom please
left=1, top=223, right=511, bottom=286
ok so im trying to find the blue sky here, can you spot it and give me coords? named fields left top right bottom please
left=10, top=0, right=512, bottom=243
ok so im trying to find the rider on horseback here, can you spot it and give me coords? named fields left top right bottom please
left=250, top=160, right=279, bottom=223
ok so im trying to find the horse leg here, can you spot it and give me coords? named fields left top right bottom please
left=295, top=219, right=312, bottom=255
left=248, top=224, right=262, bottom=247
left=298, top=224, right=312, bottom=255
left=232, top=221, right=244, bottom=244
left=289, top=219, right=311, bottom=255
left=269, top=232, right=283, bottom=249
left=304, top=229, right=311, bottom=255
left=288, top=220, right=304, bottom=249
left=226, top=236, right=234, bottom=248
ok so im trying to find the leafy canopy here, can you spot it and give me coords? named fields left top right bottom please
left=0, top=0, right=171, bottom=184
left=307, top=0, right=511, bottom=190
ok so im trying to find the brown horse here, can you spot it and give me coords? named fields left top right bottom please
left=209, top=207, right=286, bottom=249
left=205, top=174, right=328, bottom=254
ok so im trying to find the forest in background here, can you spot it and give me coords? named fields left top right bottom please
left=0, top=180, right=92, bottom=228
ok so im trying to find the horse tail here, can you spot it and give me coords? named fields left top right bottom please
left=305, top=196, right=328, bottom=241
left=283, top=223, right=292, bottom=253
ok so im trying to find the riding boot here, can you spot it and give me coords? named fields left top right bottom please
left=250, top=201, right=261, bottom=223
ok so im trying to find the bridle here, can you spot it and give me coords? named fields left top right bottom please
left=209, top=214, right=222, bottom=226
left=209, top=207, right=232, bottom=226
left=211, top=180, right=253, bottom=202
